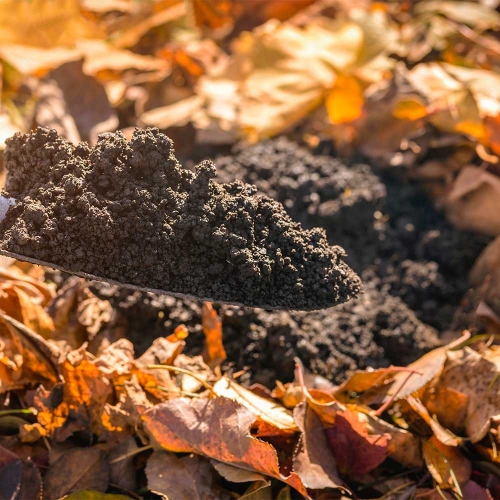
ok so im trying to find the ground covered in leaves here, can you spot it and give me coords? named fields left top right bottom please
left=2, top=0, right=500, bottom=499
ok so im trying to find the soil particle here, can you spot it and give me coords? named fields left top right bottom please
left=0, top=127, right=361, bottom=310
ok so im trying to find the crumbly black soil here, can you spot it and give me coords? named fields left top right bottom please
left=0, top=128, right=360, bottom=310
left=83, top=138, right=490, bottom=385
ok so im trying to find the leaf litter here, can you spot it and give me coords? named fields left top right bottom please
left=1, top=0, right=500, bottom=498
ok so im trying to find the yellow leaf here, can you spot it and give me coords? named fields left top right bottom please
left=0, top=0, right=104, bottom=49
left=392, top=97, right=428, bottom=120
left=326, top=75, right=364, bottom=125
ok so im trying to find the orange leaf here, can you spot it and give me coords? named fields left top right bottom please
left=202, top=302, right=227, bottom=368
left=192, top=0, right=239, bottom=33
left=143, top=397, right=308, bottom=497
left=392, top=97, right=428, bottom=121
left=484, top=114, right=500, bottom=156
left=326, top=75, right=364, bottom=125
left=422, top=436, right=471, bottom=492
left=324, top=407, right=389, bottom=476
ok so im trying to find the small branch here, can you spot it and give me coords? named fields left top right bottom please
left=147, top=364, right=216, bottom=395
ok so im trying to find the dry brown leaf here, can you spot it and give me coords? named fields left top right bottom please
left=43, top=447, right=109, bottom=500
left=0, top=314, right=59, bottom=393
left=422, top=386, right=468, bottom=435
left=444, top=166, right=500, bottom=236
left=323, top=407, right=389, bottom=477
left=212, top=461, right=267, bottom=483
left=405, top=396, right=460, bottom=446
left=0, top=284, right=54, bottom=338
left=422, top=436, right=471, bottom=492
left=382, top=346, right=447, bottom=402
left=213, top=377, right=297, bottom=431
left=470, top=236, right=500, bottom=287
left=0, top=266, right=54, bottom=305
left=36, top=60, right=118, bottom=144
left=292, top=402, right=343, bottom=490
left=202, top=302, right=227, bottom=368
left=143, top=397, right=308, bottom=497
left=0, top=444, right=42, bottom=500
left=365, top=413, right=423, bottom=468
left=334, top=366, right=407, bottom=403
left=433, top=347, right=500, bottom=443
left=146, top=451, right=231, bottom=500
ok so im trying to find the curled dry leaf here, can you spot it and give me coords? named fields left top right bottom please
left=405, top=396, right=459, bottom=447
left=36, top=60, right=118, bottom=144
left=146, top=450, right=231, bottom=500
left=382, top=346, right=448, bottom=403
left=0, top=313, right=59, bottom=393
left=470, top=235, right=500, bottom=287
left=202, top=302, right=227, bottom=368
left=422, top=436, right=471, bottom=492
left=142, top=397, right=308, bottom=497
left=432, top=347, right=500, bottom=443
left=365, top=413, right=423, bottom=468
left=324, top=407, right=389, bottom=477
left=444, top=166, right=500, bottom=236
left=42, top=447, right=110, bottom=500
left=0, top=444, right=42, bottom=500
left=292, top=402, right=343, bottom=490
left=213, top=376, right=297, bottom=431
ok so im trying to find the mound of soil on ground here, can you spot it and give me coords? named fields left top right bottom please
left=86, top=138, right=490, bottom=385
left=0, top=128, right=360, bottom=310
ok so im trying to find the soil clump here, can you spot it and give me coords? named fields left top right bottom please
left=86, top=138, right=490, bottom=385
left=0, top=128, right=360, bottom=310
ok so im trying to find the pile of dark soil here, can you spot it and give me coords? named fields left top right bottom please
left=0, top=128, right=360, bottom=310
left=88, top=138, right=490, bottom=385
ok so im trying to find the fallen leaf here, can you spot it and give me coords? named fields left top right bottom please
left=0, top=284, right=54, bottom=338
left=0, top=445, right=42, bottom=500
left=444, top=166, right=500, bottom=236
left=192, top=0, right=239, bottom=36
left=143, top=397, right=308, bottom=497
left=43, top=447, right=109, bottom=500
left=365, top=413, right=423, bottom=468
left=470, top=235, right=500, bottom=287
left=405, top=396, right=459, bottom=446
left=146, top=450, right=230, bottom=500
left=432, top=347, right=500, bottom=442
left=36, top=60, right=118, bottom=144
left=213, top=377, right=297, bottom=431
left=212, top=461, right=266, bottom=483
left=422, top=436, right=471, bottom=492
left=324, top=407, right=389, bottom=476
left=382, top=346, right=447, bottom=402
left=108, top=437, right=138, bottom=492
left=293, top=402, right=343, bottom=490
left=202, top=302, right=227, bottom=368
left=0, top=313, right=59, bottom=393
left=326, top=74, right=364, bottom=124
left=422, top=385, right=469, bottom=434
left=0, top=0, right=104, bottom=49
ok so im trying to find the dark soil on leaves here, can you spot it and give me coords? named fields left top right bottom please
left=89, top=138, right=490, bottom=386
left=0, top=128, right=360, bottom=310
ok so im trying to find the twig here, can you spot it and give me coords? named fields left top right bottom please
left=110, top=444, right=154, bottom=464
left=147, top=364, right=216, bottom=395
left=375, top=368, right=422, bottom=416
